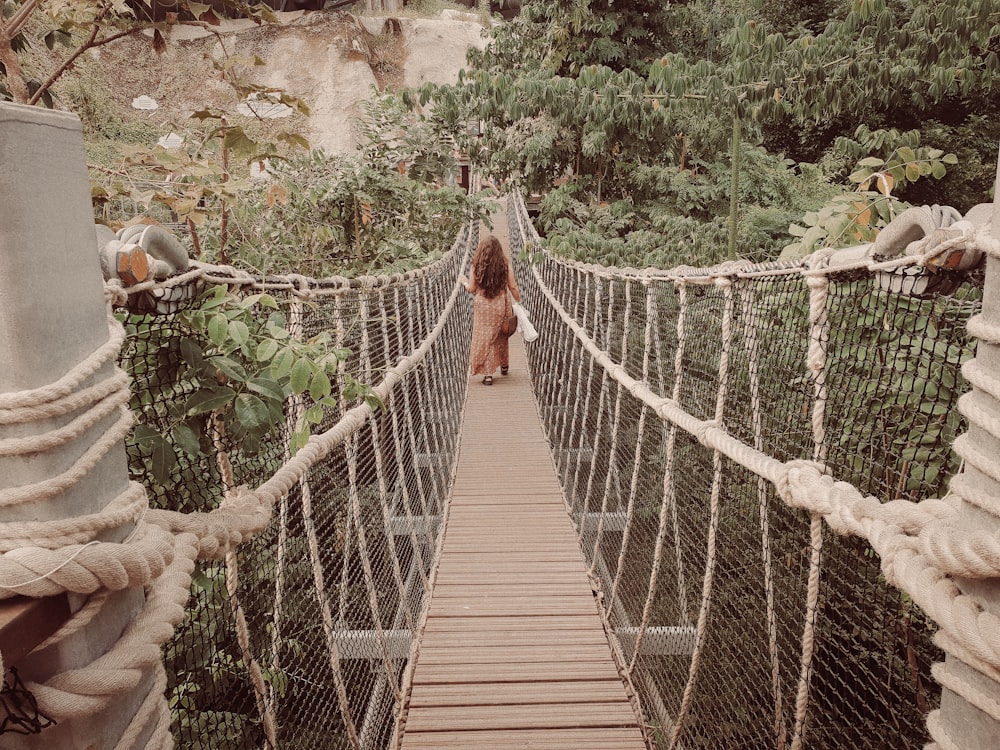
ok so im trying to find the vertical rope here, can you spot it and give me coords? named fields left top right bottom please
left=301, top=291, right=362, bottom=749
left=631, top=280, right=692, bottom=676
left=590, top=278, right=632, bottom=578
left=266, top=284, right=307, bottom=739
left=394, top=287, right=436, bottom=539
left=332, top=294, right=358, bottom=629
left=555, top=266, right=587, bottom=476
left=362, top=290, right=417, bottom=636
left=611, top=280, right=653, bottom=609
left=790, top=259, right=833, bottom=750
left=346, top=288, right=402, bottom=703
left=569, top=274, right=599, bottom=517
left=208, top=333, right=279, bottom=748
left=739, top=283, right=788, bottom=750
left=410, top=282, right=444, bottom=501
left=669, top=275, right=734, bottom=750
left=582, top=279, right=612, bottom=563
left=386, top=287, right=430, bottom=597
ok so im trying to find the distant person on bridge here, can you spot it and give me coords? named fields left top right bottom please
left=461, top=234, right=521, bottom=385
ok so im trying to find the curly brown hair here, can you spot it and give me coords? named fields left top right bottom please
left=471, top=235, right=508, bottom=298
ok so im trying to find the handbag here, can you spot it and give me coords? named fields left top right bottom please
left=512, top=302, right=538, bottom=342
left=500, top=293, right=518, bottom=336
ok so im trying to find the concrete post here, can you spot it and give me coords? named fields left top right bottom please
left=934, top=146, right=1000, bottom=746
left=0, top=102, right=154, bottom=749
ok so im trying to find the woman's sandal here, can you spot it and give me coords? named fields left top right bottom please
left=483, top=375, right=493, bottom=385
left=500, top=366, right=509, bottom=375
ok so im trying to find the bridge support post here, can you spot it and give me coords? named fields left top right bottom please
left=932, top=146, right=1000, bottom=747
left=0, top=102, right=154, bottom=749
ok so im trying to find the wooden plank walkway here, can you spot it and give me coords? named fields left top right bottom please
left=398, top=336, right=648, bottom=749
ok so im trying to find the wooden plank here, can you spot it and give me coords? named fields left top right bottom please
left=401, top=728, right=647, bottom=749
left=410, top=659, right=622, bottom=684
left=408, top=680, right=629, bottom=707
left=432, top=583, right=592, bottom=597
left=404, top=701, right=638, bottom=732
left=419, top=630, right=610, bottom=648
left=415, top=644, right=619, bottom=665
left=427, top=597, right=599, bottom=617
left=421, top=614, right=608, bottom=633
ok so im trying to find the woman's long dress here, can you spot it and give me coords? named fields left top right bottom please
left=469, top=291, right=509, bottom=376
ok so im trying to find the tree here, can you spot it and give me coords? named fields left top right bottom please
left=0, top=0, right=284, bottom=106
left=424, top=0, right=999, bottom=266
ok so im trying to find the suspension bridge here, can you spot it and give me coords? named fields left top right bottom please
left=3, top=105, right=1000, bottom=750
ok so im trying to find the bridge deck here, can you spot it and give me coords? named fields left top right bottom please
left=399, top=337, right=648, bottom=749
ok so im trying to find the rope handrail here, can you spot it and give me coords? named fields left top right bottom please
left=509, top=188, right=998, bottom=749
left=2, top=222, right=478, bottom=747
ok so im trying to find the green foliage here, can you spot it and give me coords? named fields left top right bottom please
left=126, top=285, right=368, bottom=492
left=425, top=0, right=997, bottom=268
left=782, top=129, right=957, bottom=257
left=224, top=149, right=485, bottom=277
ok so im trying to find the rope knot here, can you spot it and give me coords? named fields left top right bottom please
left=104, top=280, right=129, bottom=308
left=805, top=275, right=828, bottom=291
left=221, top=485, right=256, bottom=510
left=776, top=459, right=828, bottom=509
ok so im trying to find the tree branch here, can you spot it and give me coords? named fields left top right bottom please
left=6, top=0, right=40, bottom=39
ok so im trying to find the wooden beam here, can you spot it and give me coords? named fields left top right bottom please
left=0, top=595, right=71, bottom=668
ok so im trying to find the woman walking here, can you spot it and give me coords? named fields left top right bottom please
left=462, top=234, right=521, bottom=385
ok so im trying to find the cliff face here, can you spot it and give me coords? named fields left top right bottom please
left=93, top=9, right=488, bottom=155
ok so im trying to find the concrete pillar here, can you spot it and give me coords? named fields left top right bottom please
left=934, top=146, right=1000, bottom=746
left=0, top=102, right=153, bottom=749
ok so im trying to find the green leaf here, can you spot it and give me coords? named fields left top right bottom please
left=270, top=348, right=295, bottom=380
left=186, top=386, right=236, bottom=415
left=290, top=429, right=310, bottom=454
left=149, top=434, right=177, bottom=485
left=309, top=369, right=332, bottom=401
left=172, top=423, right=203, bottom=458
left=180, top=337, right=204, bottom=369
left=222, top=127, right=258, bottom=160
left=931, top=161, right=947, bottom=179
left=228, top=320, right=251, bottom=347
left=247, top=376, right=286, bottom=403
left=132, top=424, right=161, bottom=453
left=290, top=358, right=313, bottom=395
left=208, top=313, right=229, bottom=347
left=211, top=356, right=248, bottom=383
left=256, top=338, right=279, bottom=363
left=304, top=403, right=324, bottom=424
left=234, top=394, right=271, bottom=432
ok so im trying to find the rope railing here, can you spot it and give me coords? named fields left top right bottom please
left=508, top=189, right=993, bottom=749
left=2, top=222, right=477, bottom=749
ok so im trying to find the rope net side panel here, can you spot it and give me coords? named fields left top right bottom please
left=508, top=193, right=982, bottom=750
left=118, top=226, right=476, bottom=749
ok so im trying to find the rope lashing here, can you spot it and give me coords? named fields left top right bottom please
left=23, top=531, right=197, bottom=720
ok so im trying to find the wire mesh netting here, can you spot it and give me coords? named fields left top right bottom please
left=116, top=225, right=476, bottom=749
left=508, top=193, right=983, bottom=749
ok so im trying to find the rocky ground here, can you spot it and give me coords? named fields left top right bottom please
left=92, top=8, right=488, bottom=156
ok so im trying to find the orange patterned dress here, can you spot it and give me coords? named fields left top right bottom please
left=469, top=261, right=520, bottom=376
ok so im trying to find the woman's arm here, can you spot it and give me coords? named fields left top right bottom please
left=506, top=259, right=521, bottom=302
